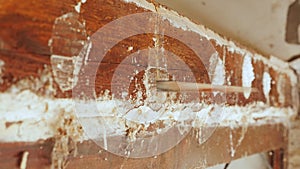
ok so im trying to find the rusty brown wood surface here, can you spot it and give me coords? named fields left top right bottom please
left=0, top=0, right=297, bottom=169
left=0, top=0, right=295, bottom=107
left=0, top=124, right=285, bottom=169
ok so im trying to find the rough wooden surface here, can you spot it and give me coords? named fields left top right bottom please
left=0, top=0, right=298, bottom=169
left=287, top=119, right=300, bottom=169
left=0, top=124, right=285, bottom=169
left=0, top=0, right=296, bottom=107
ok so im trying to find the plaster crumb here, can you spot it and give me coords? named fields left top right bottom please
left=81, top=0, right=87, bottom=3
left=127, top=46, right=133, bottom=51
left=262, top=72, right=272, bottom=104
left=20, top=151, right=29, bottom=169
left=242, top=53, right=255, bottom=99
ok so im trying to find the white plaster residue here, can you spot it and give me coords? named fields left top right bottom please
left=0, top=87, right=295, bottom=142
left=81, top=0, right=87, bottom=3
left=0, top=59, right=4, bottom=84
left=0, top=90, right=77, bottom=142
left=124, top=106, right=158, bottom=124
left=242, top=53, right=255, bottom=99
left=269, top=55, right=289, bottom=69
left=122, top=0, right=156, bottom=11
left=262, top=72, right=272, bottom=104
left=209, top=52, right=225, bottom=86
left=208, top=52, right=225, bottom=96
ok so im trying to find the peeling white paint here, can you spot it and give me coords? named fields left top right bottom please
left=262, top=72, right=272, bottom=104
left=242, top=54, right=255, bottom=99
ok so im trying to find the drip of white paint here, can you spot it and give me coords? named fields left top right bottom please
left=229, top=129, right=235, bottom=157
left=20, top=151, right=29, bottom=169
left=242, top=54, right=255, bottom=99
left=262, top=72, right=271, bottom=104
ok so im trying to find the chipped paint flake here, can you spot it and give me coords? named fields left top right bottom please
left=242, top=54, right=255, bottom=99
left=74, top=2, right=82, bottom=13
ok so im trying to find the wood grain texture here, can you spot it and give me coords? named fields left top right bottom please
left=0, top=0, right=296, bottom=107
left=0, top=0, right=298, bottom=169
left=0, top=125, right=285, bottom=169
